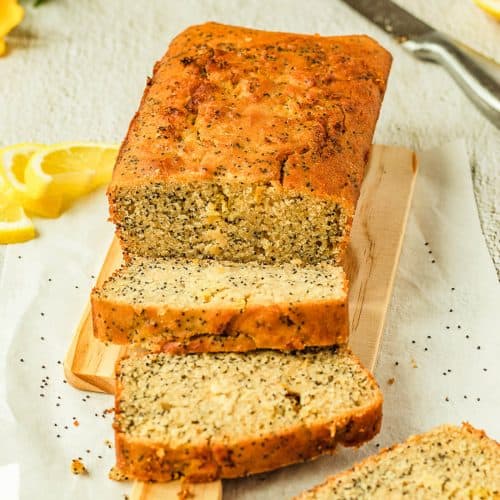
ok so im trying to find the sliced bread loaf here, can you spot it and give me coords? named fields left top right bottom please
left=108, top=22, right=391, bottom=265
left=296, top=423, right=500, bottom=499
left=92, top=258, right=348, bottom=352
left=114, top=346, right=382, bottom=482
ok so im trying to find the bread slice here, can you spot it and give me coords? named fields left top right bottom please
left=108, top=22, right=391, bottom=265
left=296, top=423, right=500, bottom=499
left=91, top=257, right=348, bottom=352
left=114, top=346, right=382, bottom=482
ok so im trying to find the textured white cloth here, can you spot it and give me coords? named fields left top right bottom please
left=0, top=140, right=498, bottom=499
left=1, top=1, right=499, bottom=498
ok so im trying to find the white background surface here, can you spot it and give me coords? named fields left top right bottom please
left=0, top=1, right=499, bottom=499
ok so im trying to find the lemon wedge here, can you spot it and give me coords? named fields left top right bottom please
left=474, top=0, right=500, bottom=19
left=0, top=143, right=64, bottom=217
left=0, top=197, right=35, bottom=244
left=24, top=142, right=118, bottom=200
left=0, top=163, right=35, bottom=243
left=0, top=141, right=118, bottom=244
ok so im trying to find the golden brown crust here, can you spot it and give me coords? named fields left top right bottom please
left=108, top=22, right=392, bottom=211
left=294, top=422, right=500, bottom=499
left=113, top=351, right=383, bottom=482
left=91, top=286, right=349, bottom=353
left=114, top=400, right=382, bottom=482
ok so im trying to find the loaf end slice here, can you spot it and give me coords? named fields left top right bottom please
left=108, top=22, right=392, bottom=265
left=92, top=258, right=349, bottom=352
left=296, top=423, right=500, bottom=499
left=114, top=346, right=382, bottom=482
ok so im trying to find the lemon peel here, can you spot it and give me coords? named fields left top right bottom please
left=0, top=153, right=35, bottom=243
left=0, top=143, right=64, bottom=217
left=0, top=197, right=35, bottom=244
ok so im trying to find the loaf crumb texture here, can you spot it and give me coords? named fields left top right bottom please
left=111, top=182, right=349, bottom=264
left=296, top=423, right=500, bottom=499
left=114, top=347, right=382, bottom=481
left=92, top=258, right=348, bottom=351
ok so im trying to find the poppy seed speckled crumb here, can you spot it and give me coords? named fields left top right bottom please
left=113, top=346, right=382, bottom=482
left=91, top=257, right=348, bottom=352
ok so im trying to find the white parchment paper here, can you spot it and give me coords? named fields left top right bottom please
left=1, top=140, right=499, bottom=499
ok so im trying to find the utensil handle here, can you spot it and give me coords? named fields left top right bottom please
left=403, top=31, right=500, bottom=129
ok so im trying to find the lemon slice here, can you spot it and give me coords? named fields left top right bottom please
left=0, top=143, right=64, bottom=217
left=474, top=0, right=500, bottom=19
left=0, top=197, right=35, bottom=244
left=25, top=142, right=119, bottom=200
left=89, top=146, right=119, bottom=189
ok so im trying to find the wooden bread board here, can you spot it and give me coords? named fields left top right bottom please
left=64, top=144, right=418, bottom=499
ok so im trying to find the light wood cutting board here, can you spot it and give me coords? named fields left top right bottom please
left=64, top=144, right=417, bottom=500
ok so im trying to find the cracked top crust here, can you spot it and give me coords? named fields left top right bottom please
left=109, top=22, right=391, bottom=208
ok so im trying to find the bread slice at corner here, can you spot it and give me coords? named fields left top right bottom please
left=113, top=346, right=382, bottom=482
left=296, top=423, right=500, bottom=499
left=91, top=258, right=349, bottom=352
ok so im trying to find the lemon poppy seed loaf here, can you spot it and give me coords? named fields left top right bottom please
left=108, top=22, right=391, bottom=264
left=296, top=423, right=500, bottom=499
left=113, top=346, right=383, bottom=482
left=91, top=257, right=348, bottom=352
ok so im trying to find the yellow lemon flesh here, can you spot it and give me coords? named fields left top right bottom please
left=0, top=152, right=36, bottom=243
left=0, top=143, right=64, bottom=217
left=0, top=198, right=35, bottom=243
left=474, top=0, right=500, bottom=19
left=25, top=142, right=118, bottom=201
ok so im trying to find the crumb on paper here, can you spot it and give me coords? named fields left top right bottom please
left=73, top=419, right=79, bottom=427
left=104, top=439, right=113, bottom=449
left=411, top=358, right=418, bottom=368
left=103, top=407, right=114, bottom=415
left=70, top=459, right=87, bottom=475
left=123, top=496, right=129, bottom=500
left=109, top=466, right=129, bottom=482
left=387, top=377, right=395, bottom=385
